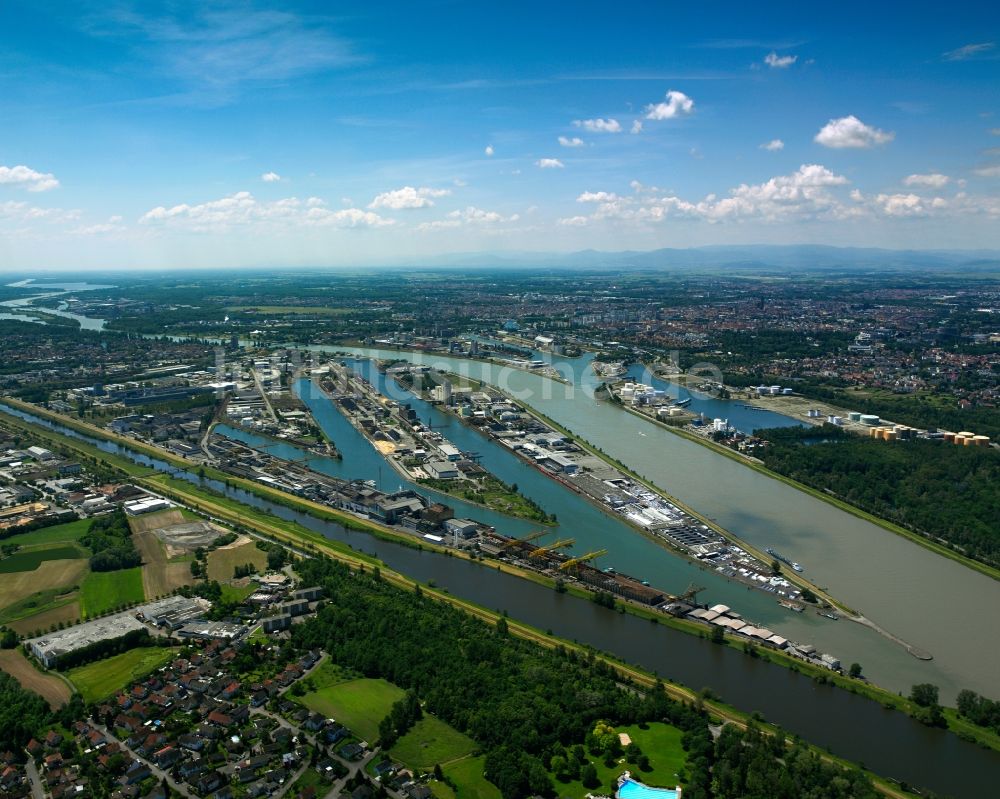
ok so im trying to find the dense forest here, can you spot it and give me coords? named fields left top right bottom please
left=0, top=671, right=53, bottom=755
left=81, top=509, right=142, bottom=572
left=290, top=556, right=878, bottom=799
left=756, top=425, right=1000, bottom=567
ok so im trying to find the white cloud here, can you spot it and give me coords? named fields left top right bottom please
left=974, top=165, right=1000, bottom=177
left=644, top=90, right=694, bottom=120
left=0, top=200, right=79, bottom=223
left=0, top=164, right=60, bottom=192
left=814, top=115, right=894, bottom=148
left=630, top=120, right=643, bottom=134
left=367, top=186, right=451, bottom=210
left=484, top=144, right=494, bottom=156
left=760, top=139, right=785, bottom=151
left=573, top=118, right=622, bottom=133
left=558, top=216, right=589, bottom=226
left=305, top=207, right=394, bottom=228
left=261, top=171, right=282, bottom=182
left=577, top=164, right=853, bottom=225
left=558, top=136, right=585, bottom=148
left=417, top=205, right=519, bottom=231
left=872, top=193, right=947, bottom=217
left=764, top=52, right=797, bottom=68
left=903, top=173, right=950, bottom=188
left=139, top=191, right=392, bottom=231
left=536, top=158, right=565, bottom=169
left=577, top=191, right=621, bottom=203
left=991, top=128, right=1000, bottom=136
left=942, top=42, right=996, bottom=61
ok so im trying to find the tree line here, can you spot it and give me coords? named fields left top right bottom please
left=289, top=556, right=881, bottom=799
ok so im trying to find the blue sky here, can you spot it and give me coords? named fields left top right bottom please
left=1, top=1, right=999, bottom=269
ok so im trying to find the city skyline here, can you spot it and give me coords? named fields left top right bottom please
left=2, top=1, right=999, bottom=268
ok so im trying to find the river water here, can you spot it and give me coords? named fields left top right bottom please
left=294, top=345, right=1000, bottom=706
left=0, top=281, right=112, bottom=330
left=1, top=402, right=997, bottom=797
left=2, top=290, right=997, bottom=703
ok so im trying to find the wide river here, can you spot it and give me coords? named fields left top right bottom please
left=3, top=284, right=997, bottom=702
left=292, top=345, right=1000, bottom=705
left=3, top=402, right=998, bottom=797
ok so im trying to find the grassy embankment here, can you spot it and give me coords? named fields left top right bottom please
left=2, top=398, right=996, bottom=765
left=67, top=646, right=178, bottom=703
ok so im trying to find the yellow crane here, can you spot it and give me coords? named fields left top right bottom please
left=500, top=530, right=548, bottom=550
left=558, top=549, right=608, bottom=572
left=529, top=538, right=575, bottom=558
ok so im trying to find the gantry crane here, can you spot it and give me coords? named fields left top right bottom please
left=679, top=583, right=705, bottom=603
left=529, top=538, right=575, bottom=558
left=558, top=549, right=608, bottom=572
left=499, top=530, right=548, bottom=551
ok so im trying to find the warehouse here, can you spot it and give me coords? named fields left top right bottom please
left=27, top=613, right=148, bottom=668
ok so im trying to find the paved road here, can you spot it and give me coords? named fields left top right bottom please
left=24, top=757, right=45, bottom=799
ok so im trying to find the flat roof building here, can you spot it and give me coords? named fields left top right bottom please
left=27, top=613, right=148, bottom=668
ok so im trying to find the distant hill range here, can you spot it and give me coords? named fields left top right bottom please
left=408, top=244, right=1000, bottom=272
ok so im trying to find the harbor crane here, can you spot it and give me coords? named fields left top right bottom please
left=679, top=583, right=706, bottom=603
left=529, top=538, right=575, bottom=558
left=558, top=548, right=608, bottom=572
left=500, top=530, right=548, bottom=551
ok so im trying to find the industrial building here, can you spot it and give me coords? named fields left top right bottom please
left=27, top=613, right=148, bottom=668
left=137, top=595, right=212, bottom=629
left=176, top=621, right=244, bottom=640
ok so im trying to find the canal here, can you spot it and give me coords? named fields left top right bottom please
left=306, top=345, right=1000, bottom=705
left=2, top=402, right=997, bottom=797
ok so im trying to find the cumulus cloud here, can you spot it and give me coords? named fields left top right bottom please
left=942, top=42, right=995, bottom=61
left=577, top=191, right=621, bottom=203
left=645, top=90, right=694, bottom=120
left=760, top=139, right=785, bottom=151
left=764, top=52, right=797, bottom=68
left=0, top=164, right=60, bottom=192
left=417, top=205, right=519, bottom=231
left=558, top=216, right=589, bottom=226
left=974, top=165, right=1000, bottom=177
left=260, top=171, right=282, bottom=182
left=0, top=200, right=79, bottom=223
left=484, top=144, right=494, bottom=156
left=139, top=191, right=392, bottom=231
left=367, top=186, right=451, bottom=210
left=536, top=158, right=565, bottom=169
left=814, top=115, right=894, bottom=148
left=871, top=193, right=948, bottom=217
left=903, top=173, right=950, bottom=188
left=630, top=120, right=643, bottom=134
left=573, top=118, right=622, bottom=133
left=558, top=136, right=585, bottom=148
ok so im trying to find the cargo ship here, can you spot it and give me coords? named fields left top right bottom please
left=765, top=547, right=804, bottom=572
left=672, top=397, right=692, bottom=408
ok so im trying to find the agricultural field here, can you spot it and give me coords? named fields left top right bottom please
left=296, top=676, right=404, bottom=742
left=0, top=544, right=88, bottom=573
left=0, top=518, right=90, bottom=547
left=0, top=559, right=88, bottom=621
left=546, top=723, right=687, bottom=798
left=67, top=646, right=177, bottom=703
left=0, top=648, right=73, bottom=710
left=7, top=601, right=81, bottom=635
left=80, top=568, right=145, bottom=617
left=126, top=508, right=185, bottom=534
left=133, top=529, right=194, bottom=599
left=206, top=537, right=268, bottom=582
left=389, top=715, right=476, bottom=772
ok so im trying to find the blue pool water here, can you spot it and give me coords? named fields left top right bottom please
left=617, top=778, right=678, bottom=799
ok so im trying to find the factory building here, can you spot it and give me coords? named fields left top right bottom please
left=27, top=613, right=148, bottom=668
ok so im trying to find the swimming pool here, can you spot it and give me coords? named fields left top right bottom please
left=616, top=777, right=679, bottom=799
